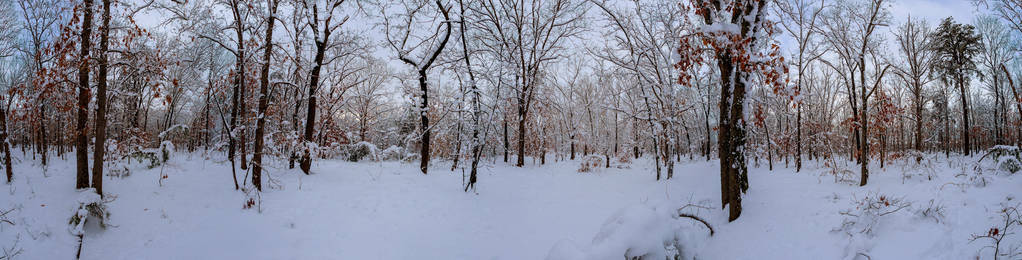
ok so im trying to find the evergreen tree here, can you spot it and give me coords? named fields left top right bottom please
left=932, top=17, right=983, bottom=156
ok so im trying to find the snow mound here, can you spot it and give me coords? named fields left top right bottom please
left=68, top=189, right=104, bottom=236
left=345, top=141, right=380, bottom=162
left=547, top=201, right=712, bottom=260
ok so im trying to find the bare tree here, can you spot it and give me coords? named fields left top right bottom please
left=893, top=16, right=935, bottom=161
left=975, top=15, right=1014, bottom=146
left=820, top=0, right=892, bottom=186
left=91, top=0, right=112, bottom=197
left=297, top=0, right=353, bottom=174
left=252, top=0, right=279, bottom=191
left=381, top=0, right=453, bottom=174
left=776, top=0, right=825, bottom=172
left=0, top=1, right=19, bottom=183
left=471, top=0, right=586, bottom=167
left=346, top=59, right=390, bottom=143
left=75, top=0, right=95, bottom=190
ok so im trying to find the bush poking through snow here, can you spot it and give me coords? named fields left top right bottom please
left=979, top=145, right=1022, bottom=174
left=381, top=146, right=404, bottom=161
left=578, top=155, right=605, bottom=173
left=68, top=190, right=109, bottom=235
left=835, top=193, right=911, bottom=236
left=546, top=202, right=714, bottom=260
left=821, top=156, right=857, bottom=184
left=616, top=153, right=633, bottom=164
left=345, top=142, right=380, bottom=162
left=129, top=150, right=162, bottom=169
left=898, top=151, right=938, bottom=183
left=401, top=153, right=420, bottom=163
left=834, top=193, right=912, bottom=259
left=970, top=206, right=1022, bottom=260
left=914, top=199, right=947, bottom=224
left=68, top=189, right=110, bottom=259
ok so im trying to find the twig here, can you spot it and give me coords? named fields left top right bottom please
left=677, top=213, right=714, bottom=236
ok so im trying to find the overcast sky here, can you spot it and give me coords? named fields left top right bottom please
left=890, top=0, right=977, bottom=25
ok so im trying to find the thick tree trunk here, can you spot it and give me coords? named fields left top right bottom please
left=91, top=0, right=110, bottom=197
left=301, top=41, right=325, bottom=174
left=717, top=51, right=747, bottom=222
left=75, top=0, right=94, bottom=190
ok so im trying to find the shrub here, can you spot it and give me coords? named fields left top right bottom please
left=821, top=156, right=857, bottom=184
left=578, top=155, right=605, bottom=173
left=129, top=150, right=161, bottom=169
left=970, top=206, right=1022, bottom=260
left=835, top=193, right=911, bottom=236
left=834, top=193, right=912, bottom=259
left=979, top=145, right=1022, bottom=174
left=345, top=142, right=379, bottom=162
left=68, top=189, right=109, bottom=236
left=380, top=146, right=404, bottom=161
left=899, top=150, right=938, bottom=183
left=402, top=153, right=421, bottom=163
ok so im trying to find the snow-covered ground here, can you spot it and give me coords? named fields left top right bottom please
left=1, top=152, right=1020, bottom=259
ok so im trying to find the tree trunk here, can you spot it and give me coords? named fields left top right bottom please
left=503, top=118, right=509, bottom=162
left=91, top=0, right=110, bottom=197
left=75, top=0, right=94, bottom=190
left=796, top=102, right=802, bottom=172
left=915, top=83, right=923, bottom=161
left=1001, top=65, right=1022, bottom=147
left=301, top=47, right=324, bottom=174
left=717, top=51, right=747, bottom=222
left=459, top=0, right=481, bottom=192
left=40, top=106, right=47, bottom=166
left=958, top=79, right=971, bottom=156
left=252, top=0, right=277, bottom=191
left=859, top=65, right=869, bottom=187
left=1, top=104, right=12, bottom=183
left=418, top=72, right=431, bottom=174
left=765, top=115, right=773, bottom=171
left=516, top=105, right=526, bottom=167
left=570, top=133, right=575, bottom=160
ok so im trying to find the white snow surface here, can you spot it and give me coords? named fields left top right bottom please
left=1, top=153, right=1020, bottom=259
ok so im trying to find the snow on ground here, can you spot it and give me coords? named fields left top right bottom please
left=1, top=152, right=1020, bottom=259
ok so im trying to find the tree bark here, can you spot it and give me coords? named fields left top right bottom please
left=958, top=78, right=971, bottom=156
left=75, top=0, right=94, bottom=190
left=716, top=51, right=748, bottom=222
left=1001, top=65, right=1022, bottom=147
left=91, top=0, right=111, bottom=197
left=516, top=104, right=526, bottom=167
left=301, top=41, right=324, bottom=174
left=1, top=103, right=12, bottom=183
left=252, top=0, right=278, bottom=191
left=417, top=72, right=431, bottom=174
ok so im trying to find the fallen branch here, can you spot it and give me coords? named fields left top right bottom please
left=678, top=213, right=714, bottom=236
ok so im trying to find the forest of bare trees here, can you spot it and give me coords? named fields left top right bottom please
left=2, top=0, right=1022, bottom=224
